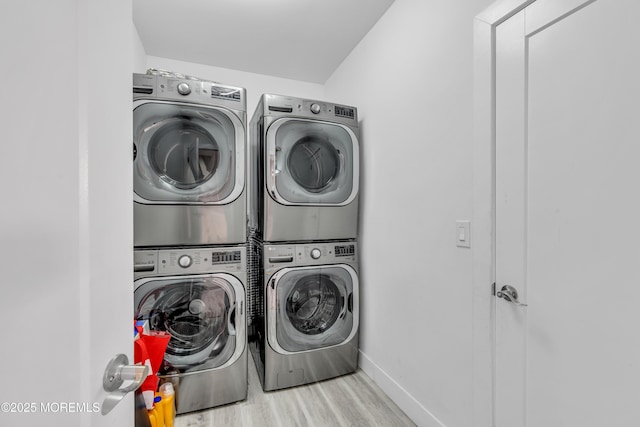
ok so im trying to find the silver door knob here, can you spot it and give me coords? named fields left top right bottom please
left=496, top=284, right=527, bottom=307
left=101, top=354, right=149, bottom=415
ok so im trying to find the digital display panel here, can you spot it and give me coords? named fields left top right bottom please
left=335, top=245, right=355, bottom=257
left=211, top=250, right=242, bottom=264
left=334, top=105, right=355, bottom=119
left=211, top=86, right=241, bottom=101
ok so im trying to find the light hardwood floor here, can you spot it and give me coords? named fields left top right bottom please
left=175, top=360, right=416, bottom=427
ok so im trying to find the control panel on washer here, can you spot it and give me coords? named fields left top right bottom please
left=265, top=242, right=357, bottom=268
left=264, top=245, right=295, bottom=268
left=134, top=247, right=245, bottom=278
left=296, top=242, right=357, bottom=264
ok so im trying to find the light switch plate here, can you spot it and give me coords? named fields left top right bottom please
left=456, top=220, right=471, bottom=248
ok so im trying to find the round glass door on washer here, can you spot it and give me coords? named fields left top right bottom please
left=134, top=246, right=248, bottom=413
left=133, top=73, right=247, bottom=247
left=270, top=265, right=357, bottom=353
left=249, top=94, right=359, bottom=242
left=251, top=241, right=359, bottom=391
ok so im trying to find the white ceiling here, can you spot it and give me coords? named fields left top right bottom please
left=133, top=0, right=396, bottom=84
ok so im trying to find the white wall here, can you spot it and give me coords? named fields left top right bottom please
left=324, top=0, right=494, bottom=425
left=145, top=56, right=325, bottom=116
left=133, top=21, right=147, bottom=73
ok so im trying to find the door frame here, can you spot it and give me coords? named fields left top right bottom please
left=472, top=1, right=536, bottom=426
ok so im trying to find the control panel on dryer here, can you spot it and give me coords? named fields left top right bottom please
left=133, top=73, right=245, bottom=108
left=264, top=94, right=357, bottom=125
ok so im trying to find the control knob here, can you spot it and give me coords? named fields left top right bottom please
left=177, top=82, right=191, bottom=95
left=310, top=248, right=322, bottom=259
left=178, top=255, right=192, bottom=268
left=310, top=103, right=321, bottom=114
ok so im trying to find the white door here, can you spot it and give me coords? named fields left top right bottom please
left=0, top=1, right=134, bottom=426
left=495, top=0, right=640, bottom=425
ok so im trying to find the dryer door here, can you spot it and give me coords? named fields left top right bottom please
left=266, top=118, right=359, bottom=206
left=133, top=100, right=245, bottom=204
left=267, top=265, right=359, bottom=354
left=134, top=273, right=245, bottom=374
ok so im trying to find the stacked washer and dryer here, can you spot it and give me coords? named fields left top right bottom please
left=132, top=72, right=249, bottom=414
left=248, top=94, right=361, bottom=391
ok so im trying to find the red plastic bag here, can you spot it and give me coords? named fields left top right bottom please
left=134, top=325, right=171, bottom=409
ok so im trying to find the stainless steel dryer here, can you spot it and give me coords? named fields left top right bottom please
left=134, top=245, right=247, bottom=413
left=249, top=94, right=359, bottom=242
left=249, top=240, right=359, bottom=391
left=133, top=73, right=247, bottom=247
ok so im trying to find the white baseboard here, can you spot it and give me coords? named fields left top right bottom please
left=359, top=351, right=447, bottom=427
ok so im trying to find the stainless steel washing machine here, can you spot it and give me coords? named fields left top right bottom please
left=133, top=73, right=247, bottom=247
left=249, top=94, right=359, bottom=242
left=134, top=245, right=247, bottom=413
left=249, top=240, right=359, bottom=391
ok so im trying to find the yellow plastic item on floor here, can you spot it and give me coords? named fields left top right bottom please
left=153, top=395, right=164, bottom=427
left=147, top=410, right=157, bottom=427
left=159, top=383, right=176, bottom=427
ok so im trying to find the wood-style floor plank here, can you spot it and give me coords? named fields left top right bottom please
left=175, top=359, right=416, bottom=427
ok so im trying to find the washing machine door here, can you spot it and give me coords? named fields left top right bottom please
left=266, top=118, right=359, bottom=206
left=133, top=100, right=245, bottom=204
left=267, top=265, right=359, bottom=354
left=134, top=273, right=245, bottom=374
